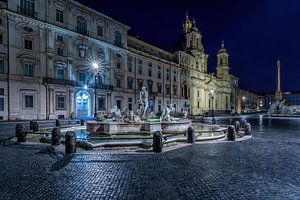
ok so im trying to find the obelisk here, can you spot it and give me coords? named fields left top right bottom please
left=275, top=58, right=282, bottom=102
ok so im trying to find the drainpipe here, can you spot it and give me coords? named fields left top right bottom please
left=6, top=12, right=10, bottom=121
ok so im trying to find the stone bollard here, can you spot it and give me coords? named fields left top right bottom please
left=29, top=121, right=34, bottom=130
left=65, top=131, right=76, bottom=154
left=32, top=121, right=39, bottom=132
left=244, top=123, right=252, bottom=135
left=227, top=125, right=235, bottom=141
left=15, top=124, right=27, bottom=143
left=51, top=127, right=61, bottom=146
left=80, top=119, right=85, bottom=126
left=153, top=131, right=163, bottom=153
left=187, top=126, right=195, bottom=144
left=55, top=119, right=60, bottom=127
left=15, top=124, right=24, bottom=137
left=212, top=117, right=217, bottom=124
left=234, top=121, right=240, bottom=133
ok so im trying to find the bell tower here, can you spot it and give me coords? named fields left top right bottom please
left=216, top=41, right=229, bottom=80
left=181, top=15, right=204, bottom=55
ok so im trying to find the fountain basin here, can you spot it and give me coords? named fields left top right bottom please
left=86, top=120, right=192, bottom=135
left=87, top=121, right=143, bottom=135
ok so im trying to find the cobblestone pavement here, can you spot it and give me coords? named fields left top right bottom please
left=0, top=117, right=300, bottom=200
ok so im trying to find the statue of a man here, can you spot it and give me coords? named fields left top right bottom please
left=139, top=87, right=149, bottom=118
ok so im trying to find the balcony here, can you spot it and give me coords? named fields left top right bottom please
left=44, top=78, right=113, bottom=90
left=17, top=5, right=37, bottom=19
left=75, top=26, right=89, bottom=36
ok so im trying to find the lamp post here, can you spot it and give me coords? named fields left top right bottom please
left=242, top=96, right=246, bottom=113
left=209, top=90, right=214, bottom=117
left=92, top=62, right=99, bottom=119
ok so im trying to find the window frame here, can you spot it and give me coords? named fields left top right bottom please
left=24, top=95, right=34, bottom=108
left=56, top=10, right=64, bottom=23
left=56, top=95, right=66, bottom=110
left=24, top=63, right=33, bottom=76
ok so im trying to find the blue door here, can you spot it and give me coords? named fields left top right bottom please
left=76, top=91, right=90, bottom=117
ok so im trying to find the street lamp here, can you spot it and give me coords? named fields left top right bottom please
left=209, top=90, right=214, bottom=117
left=242, top=96, right=246, bottom=113
left=92, top=62, right=99, bottom=119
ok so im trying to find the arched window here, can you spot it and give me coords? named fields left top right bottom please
left=77, top=16, right=87, bottom=35
left=114, top=31, right=122, bottom=47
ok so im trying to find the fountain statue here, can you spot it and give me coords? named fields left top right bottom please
left=138, top=87, right=149, bottom=119
left=87, top=86, right=191, bottom=134
left=160, top=105, right=174, bottom=122
left=109, top=105, right=122, bottom=122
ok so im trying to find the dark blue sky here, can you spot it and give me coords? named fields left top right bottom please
left=76, top=0, right=300, bottom=93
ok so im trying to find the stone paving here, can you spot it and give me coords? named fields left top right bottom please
left=0, top=117, right=300, bottom=199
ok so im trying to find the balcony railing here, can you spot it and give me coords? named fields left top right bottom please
left=44, top=78, right=113, bottom=90
left=75, top=26, right=89, bottom=36
left=17, top=5, right=37, bottom=19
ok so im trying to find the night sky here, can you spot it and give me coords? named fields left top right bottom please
left=76, top=0, right=300, bottom=94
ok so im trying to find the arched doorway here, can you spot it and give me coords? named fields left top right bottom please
left=75, top=90, right=90, bottom=117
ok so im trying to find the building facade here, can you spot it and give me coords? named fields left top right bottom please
left=0, top=0, right=238, bottom=120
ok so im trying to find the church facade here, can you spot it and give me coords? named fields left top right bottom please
left=0, top=0, right=238, bottom=120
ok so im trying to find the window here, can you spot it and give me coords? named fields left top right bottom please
left=0, top=34, right=3, bottom=44
left=138, top=66, right=142, bottom=75
left=56, top=10, right=63, bottom=23
left=148, top=68, right=152, bottom=77
left=117, top=62, right=121, bottom=69
left=157, top=83, right=162, bottom=94
left=98, top=97, right=105, bottom=111
left=24, top=39, right=32, bottom=50
left=0, top=59, right=4, bottom=74
left=97, top=26, right=103, bottom=37
left=197, top=101, right=200, bottom=108
left=127, top=63, right=132, bottom=72
left=127, top=77, right=133, bottom=90
left=197, top=90, right=200, bottom=98
left=56, top=96, right=65, bottom=109
left=166, top=85, right=170, bottom=95
left=173, top=85, right=177, bottom=95
left=25, top=95, right=33, bottom=108
left=137, top=79, right=143, bottom=90
left=56, top=67, right=64, bottom=79
left=79, top=72, right=86, bottom=82
left=99, top=75, right=104, bottom=85
left=20, top=0, right=35, bottom=18
left=0, top=18, right=2, bottom=26
left=0, top=88, right=4, bottom=95
left=158, top=71, right=161, bottom=79
left=57, top=48, right=64, bottom=56
left=128, top=98, right=132, bottom=111
left=116, top=100, right=121, bottom=109
left=0, top=98, right=3, bottom=111
left=116, top=78, right=121, bottom=88
left=57, top=35, right=63, bottom=42
left=114, top=31, right=122, bottom=47
left=76, top=16, right=87, bottom=35
left=173, top=72, right=177, bottom=82
left=24, top=63, right=33, bottom=76
left=148, top=82, right=153, bottom=94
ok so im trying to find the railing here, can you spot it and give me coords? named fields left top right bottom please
left=75, top=26, right=89, bottom=36
left=44, top=78, right=113, bottom=90
left=17, top=5, right=37, bottom=19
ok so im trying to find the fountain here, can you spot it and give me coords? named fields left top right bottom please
left=86, top=87, right=191, bottom=135
left=267, top=59, right=300, bottom=116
